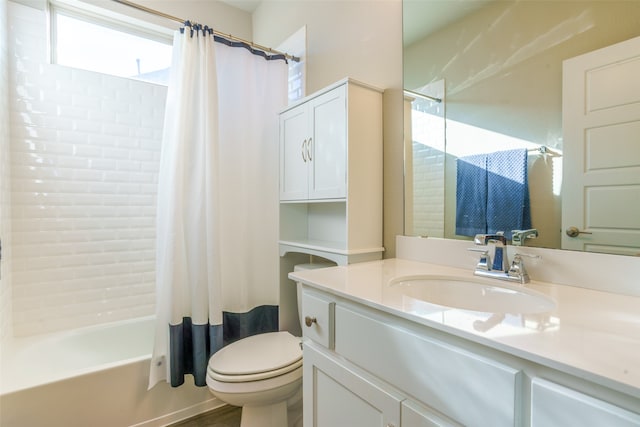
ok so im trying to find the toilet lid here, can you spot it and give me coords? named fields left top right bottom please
left=208, top=331, right=302, bottom=382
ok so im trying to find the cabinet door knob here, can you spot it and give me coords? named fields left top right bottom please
left=304, top=316, right=317, bottom=327
left=301, top=139, right=308, bottom=162
left=566, top=226, right=592, bottom=238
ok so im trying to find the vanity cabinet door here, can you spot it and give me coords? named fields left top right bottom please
left=303, top=342, right=402, bottom=427
left=531, top=378, right=640, bottom=427
left=402, top=400, right=462, bottom=427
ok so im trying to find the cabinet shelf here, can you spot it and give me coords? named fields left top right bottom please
left=280, top=198, right=345, bottom=204
left=279, top=239, right=384, bottom=255
left=279, top=240, right=384, bottom=265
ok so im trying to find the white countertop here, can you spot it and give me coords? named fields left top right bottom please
left=289, top=258, right=640, bottom=399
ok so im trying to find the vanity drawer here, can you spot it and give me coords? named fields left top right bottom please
left=531, top=378, right=640, bottom=426
left=302, top=291, right=335, bottom=349
left=335, top=304, right=522, bottom=427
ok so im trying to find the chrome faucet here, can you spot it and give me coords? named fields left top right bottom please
left=470, top=232, right=535, bottom=284
left=473, top=233, right=509, bottom=272
left=511, top=229, right=538, bottom=246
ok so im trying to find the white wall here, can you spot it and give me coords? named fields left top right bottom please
left=253, top=0, right=402, bottom=94
left=252, top=0, right=405, bottom=257
left=0, top=0, right=12, bottom=343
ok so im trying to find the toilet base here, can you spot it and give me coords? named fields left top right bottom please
left=241, top=401, right=287, bottom=427
left=238, top=388, right=302, bottom=427
left=287, top=393, right=303, bottom=427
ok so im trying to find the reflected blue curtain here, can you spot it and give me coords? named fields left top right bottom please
left=456, top=148, right=531, bottom=239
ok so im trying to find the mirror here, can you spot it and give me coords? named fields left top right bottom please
left=403, top=0, right=640, bottom=255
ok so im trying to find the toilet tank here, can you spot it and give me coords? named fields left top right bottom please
left=293, top=263, right=335, bottom=328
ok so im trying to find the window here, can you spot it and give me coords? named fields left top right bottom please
left=278, top=26, right=306, bottom=104
left=50, top=2, right=173, bottom=85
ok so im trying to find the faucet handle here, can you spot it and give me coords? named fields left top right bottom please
left=511, top=229, right=539, bottom=246
left=468, top=247, right=491, bottom=271
left=513, top=252, right=541, bottom=260
left=507, top=253, right=540, bottom=283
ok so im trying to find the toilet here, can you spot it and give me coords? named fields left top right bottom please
left=206, top=262, right=333, bottom=427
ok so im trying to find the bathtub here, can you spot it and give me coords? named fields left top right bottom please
left=0, top=317, right=220, bottom=427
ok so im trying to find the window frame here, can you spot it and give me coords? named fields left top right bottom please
left=48, top=0, right=174, bottom=82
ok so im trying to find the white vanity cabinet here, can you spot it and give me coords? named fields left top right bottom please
left=278, top=78, right=383, bottom=265
left=301, top=288, right=471, bottom=427
left=300, top=286, right=640, bottom=427
left=335, top=304, right=521, bottom=426
left=303, top=343, right=403, bottom=427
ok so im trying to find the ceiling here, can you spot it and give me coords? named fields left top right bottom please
left=220, top=0, right=261, bottom=13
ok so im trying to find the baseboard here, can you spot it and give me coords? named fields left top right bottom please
left=130, top=397, right=224, bottom=427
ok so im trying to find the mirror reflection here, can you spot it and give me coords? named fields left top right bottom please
left=403, top=0, right=640, bottom=255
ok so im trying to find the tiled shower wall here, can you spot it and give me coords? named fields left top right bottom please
left=8, top=2, right=167, bottom=336
left=411, top=142, right=445, bottom=238
left=1, top=0, right=12, bottom=342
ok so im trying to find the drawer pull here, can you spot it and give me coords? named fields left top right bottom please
left=305, top=316, right=317, bottom=327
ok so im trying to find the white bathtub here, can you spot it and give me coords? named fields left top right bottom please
left=0, top=317, right=220, bottom=427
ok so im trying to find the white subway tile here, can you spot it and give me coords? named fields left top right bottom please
left=87, top=109, right=117, bottom=124
left=8, top=2, right=163, bottom=336
left=87, top=158, right=118, bottom=171
left=102, top=147, right=130, bottom=160
left=72, top=144, right=102, bottom=158
left=115, top=112, right=141, bottom=127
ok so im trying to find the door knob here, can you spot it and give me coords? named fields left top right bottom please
left=304, top=316, right=317, bottom=327
left=566, top=226, right=592, bottom=238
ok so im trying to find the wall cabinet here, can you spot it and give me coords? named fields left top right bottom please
left=278, top=78, right=383, bottom=265
left=300, top=287, right=640, bottom=427
left=280, top=85, right=347, bottom=201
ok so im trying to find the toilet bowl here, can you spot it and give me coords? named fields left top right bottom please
left=206, top=331, right=303, bottom=427
left=206, top=262, right=334, bottom=427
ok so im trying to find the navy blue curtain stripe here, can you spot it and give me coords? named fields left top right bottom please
left=223, top=305, right=280, bottom=346
left=209, top=324, right=224, bottom=358
left=169, top=305, right=279, bottom=387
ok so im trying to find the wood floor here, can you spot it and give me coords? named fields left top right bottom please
left=169, top=405, right=242, bottom=427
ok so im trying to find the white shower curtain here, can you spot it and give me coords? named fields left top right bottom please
left=149, top=25, right=288, bottom=389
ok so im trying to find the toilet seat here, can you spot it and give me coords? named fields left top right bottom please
left=208, top=331, right=302, bottom=383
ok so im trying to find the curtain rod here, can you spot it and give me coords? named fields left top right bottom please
left=404, top=89, right=442, bottom=103
left=111, top=0, right=300, bottom=62
left=528, top=145, right=562, bottom=156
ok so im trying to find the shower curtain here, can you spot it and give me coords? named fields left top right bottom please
left=149, top=23, right=288, bottom=389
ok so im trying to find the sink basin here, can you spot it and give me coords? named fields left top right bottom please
left=388, top=275, right=556, bottom=314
